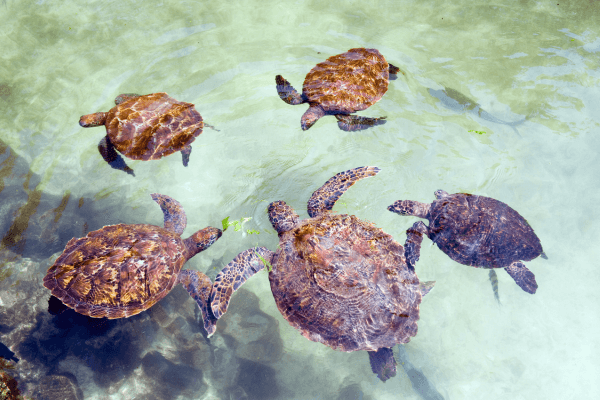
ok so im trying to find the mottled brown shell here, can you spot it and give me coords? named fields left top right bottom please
left=106, top=93, right=203, bottom=160
left=43, top=224, right=186, bottom=318
left=269, top=213, right=421, bottom=352
left=302, top=48, right=390, bottom=113
left=429, top=194, right=544, bottom=268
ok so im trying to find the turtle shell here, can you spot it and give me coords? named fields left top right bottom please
left=105, top=93, right=204, bottom=161
left=302, top=48, right=390, bottom=113
left=43, top=223, right=186, bottom=319
left=428, top=193, right=544, bottom=268
left=268, top=213, right=422, bottom=352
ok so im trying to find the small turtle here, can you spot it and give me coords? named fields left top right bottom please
left=209, top=167, right=435, bottom=382
left=388, top=190, right=547, bottom=297
left=79, top=93, right=213, bottom=176
left=276, top=48, right=400, bottom=131
left=43, top=193, right=223, bottom=335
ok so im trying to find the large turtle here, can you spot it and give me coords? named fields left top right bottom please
left=275, top=48, right=400, bottom=131
left=388, top=190, right=547, bottom=299
left=79, top=93, right=213, bottom=176
left=43, top=193, right=223, bottom=335
left=209, top=167, right=435, bottom=382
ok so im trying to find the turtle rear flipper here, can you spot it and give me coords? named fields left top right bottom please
left=505, top=261, right=537, bottom=294
left=178, top=269, right=217, bottom=336
left=368, top=348, right=397, bottom=382
left=489, top=269, right=501, bottom=303
left=336, top=115, right=387, bottom=131
left=181, top=145, right=192, bottom=167
left=210, top=247, right=274, bottom=319
left=388, top=63, right=400, bottom=75
left=98, top=135, right=135, bottom=176
left=275, top=75, right=304, bottom=105
left=307, top=166, right=380, bottom=218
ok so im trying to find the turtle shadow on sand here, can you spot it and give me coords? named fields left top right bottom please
left=428, top=87, right=530, bottom=137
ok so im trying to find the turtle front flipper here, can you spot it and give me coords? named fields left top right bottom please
left=98, top=135, right=135, bottom=176
left=178, top=269, right=217, bottom=336
left=210, top=247, right=275, bottom=319
left=181, top=145, right=192, bottom=167
left=404, top=221, right=428, bottom=271
left=275, top=75, right=304, bottom=105
left=335, top=115, right=387, bottom=132
left=368, top=347, right=397, bottom=382
left=150, top=193, right=187, bottom=235
left=505, top=261, right=537, bottom=294
left=307, top=166, right=380, bottom=218
left=489, top=269, right=501, bottom=303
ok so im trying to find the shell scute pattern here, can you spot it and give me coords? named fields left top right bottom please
left=429, top=193, right=543, bottom=268
left=44, top=224, right=184, bottom=319
left=269, top=213, right=421, bottom=352
left=107, top=93, right=203, bottom=161
left=304, top=48, right=389, bottom=112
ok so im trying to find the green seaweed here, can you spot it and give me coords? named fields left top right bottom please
left=255, top=250, right=273, bottom=272
left=468, top=130, right=486, bottom=135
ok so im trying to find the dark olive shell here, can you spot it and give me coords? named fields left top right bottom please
left=269, top=213, right=422, bottom=352
left=43, top=224, right=186, bottom=318
left=106, top=93, right=203, bottom=161
left=428, top=193, right=544, bottom=268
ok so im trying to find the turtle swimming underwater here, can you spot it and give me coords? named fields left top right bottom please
left=209, top=167, right=435, bottom=382
left=79, top=93, right=213, bottom=176
left=276, top=48, right=400, bottom=131
left=388, top=190, right=547, bottom=298
left=43, top=193, right=223, bottom=335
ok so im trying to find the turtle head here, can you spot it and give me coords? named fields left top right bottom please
left=301, top=105, right=325, bottom=131
left=434, top=190, right=449, bottom=200
left=268, top=200, right=299, bottom=235
left=184, top=226, right=223, bottom=259
left=387, top=200, right=430, bottom=219
left=79, top=112, right=108, bottom=127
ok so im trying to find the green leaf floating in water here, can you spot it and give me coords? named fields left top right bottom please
left=221, top=216, right=260, bottom=234
left=221, top=216, right=231, bottom=231
left=255, top=250, right=273, bottom=272
left=468, top=129, right=486, bottom=135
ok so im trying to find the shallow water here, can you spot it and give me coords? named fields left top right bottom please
left=1, top=0, right=599, bottom=399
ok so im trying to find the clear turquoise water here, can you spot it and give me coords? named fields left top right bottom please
left=1, top=0, right=599, bottom=399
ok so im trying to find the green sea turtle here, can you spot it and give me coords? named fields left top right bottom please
left=209, top=167, right=435, bottom=382
left=276, top=48, right=400, bottom=131
left=43, top=193, right=223, bottom=335
left=79, top=93, right=212, bottom=176
left=388, top=190, right=547, bottom=298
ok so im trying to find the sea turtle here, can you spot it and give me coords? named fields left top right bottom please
left=275, top=48, right=400, bottom=131
left=209, top=167, right=435, bottom=382
left=388, top=190, right=547, bottom=298
left=43, top=193, right=223, bottom=335
left=79, top=93, right=213, bottom=176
